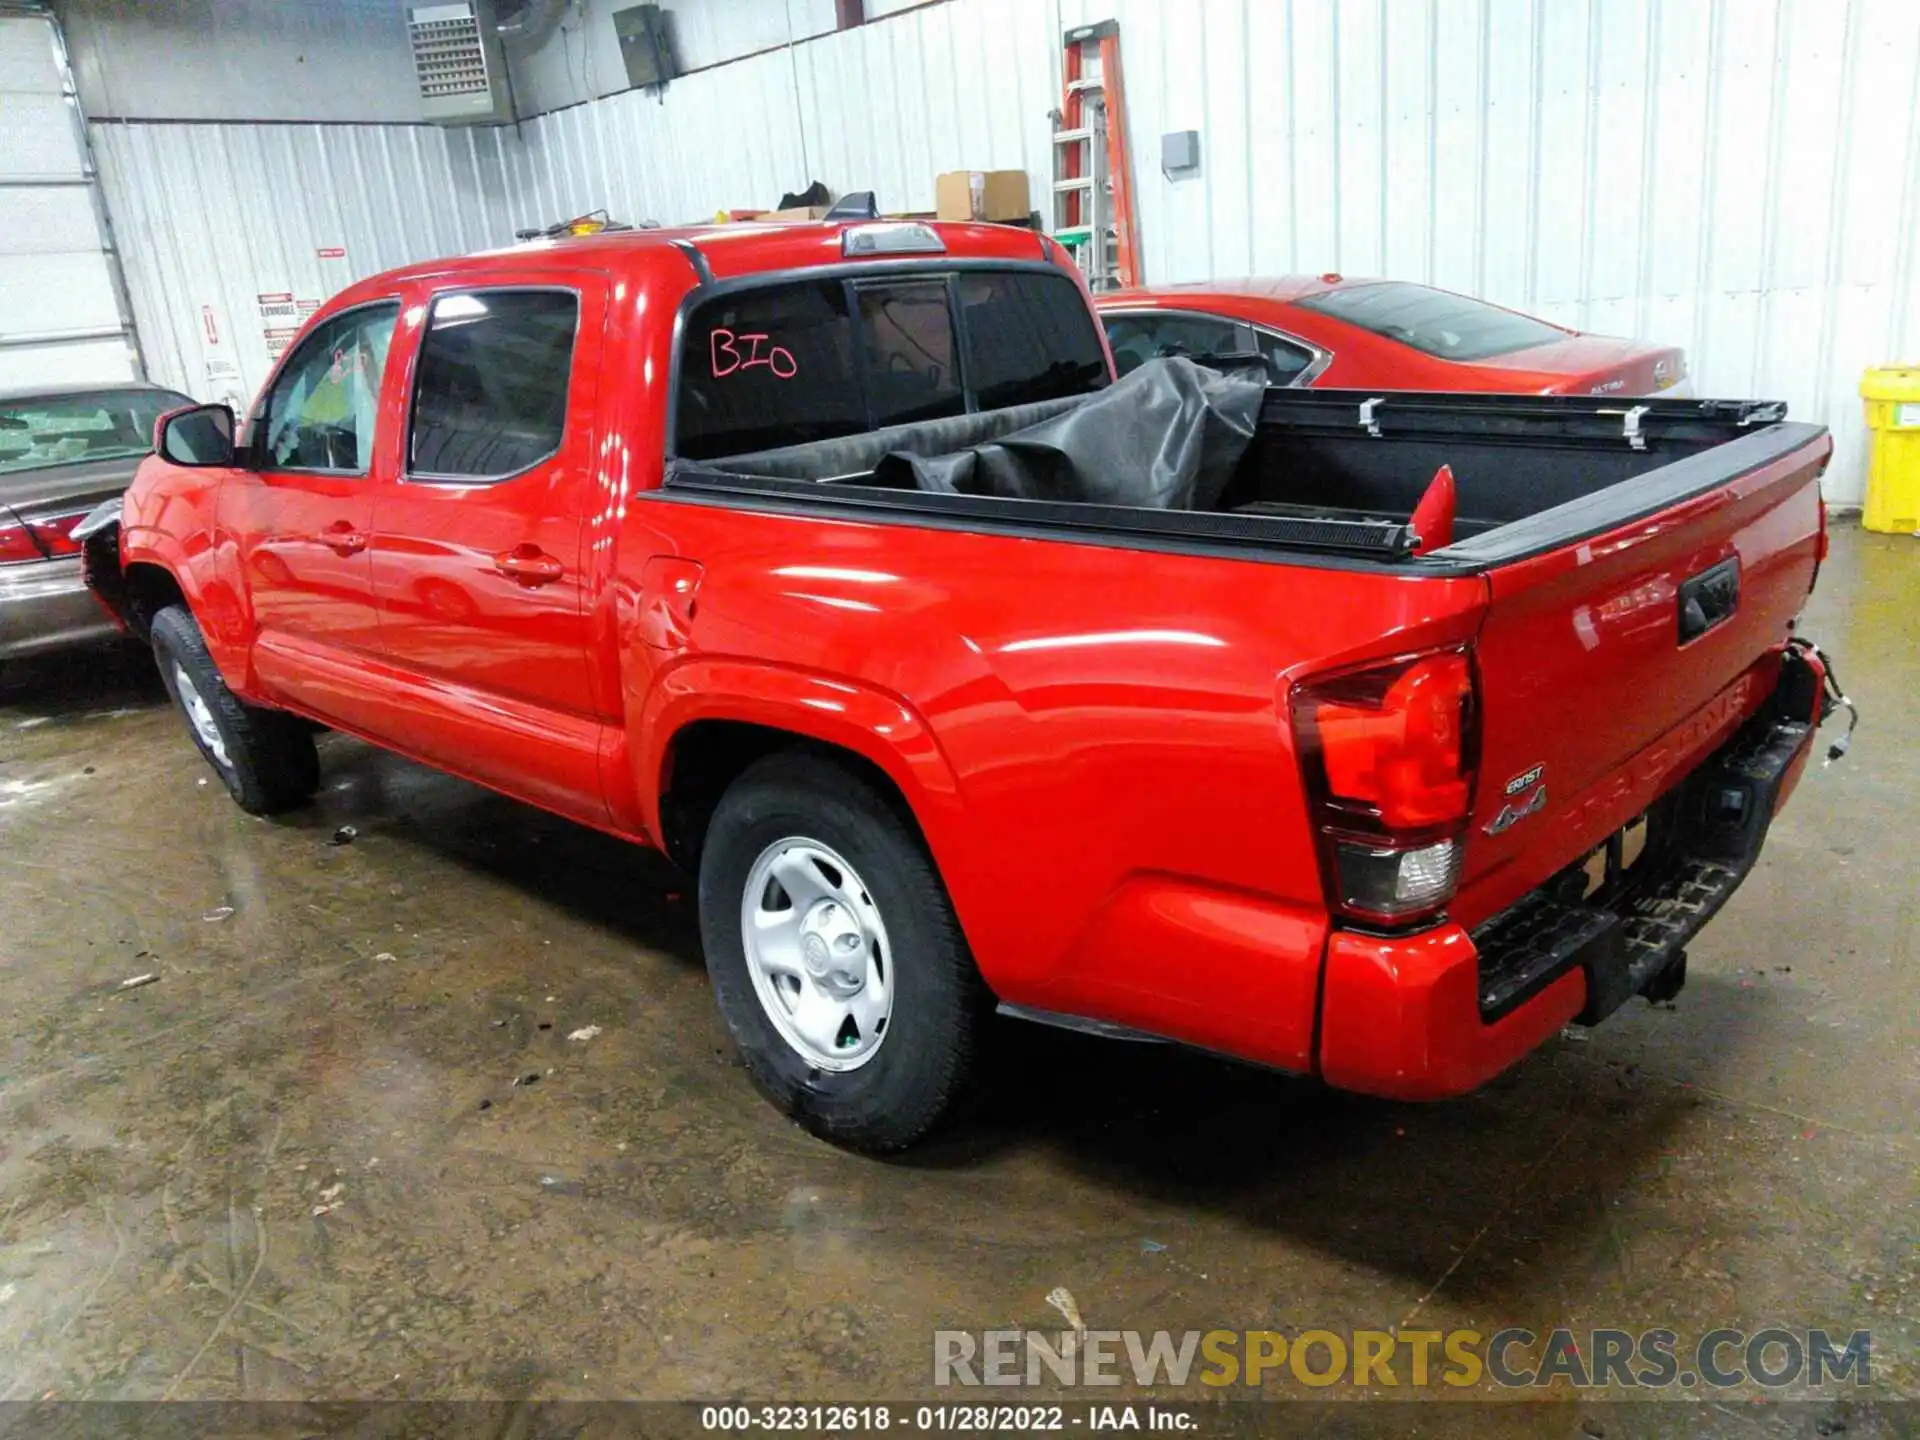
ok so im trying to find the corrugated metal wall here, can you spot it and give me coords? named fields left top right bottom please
left=62, top=0, right=428, bottom=123
left=512, top=47, right=810, bottom=228
left=506, top=0, right=842, bottom=115
left=91, top=0, right=1920, bottom=504
left=1056, top=0, right=1920, bottom=508
left=516, top=0, right=1061, bottom=221
left=92, top=121, right=526, bottom=411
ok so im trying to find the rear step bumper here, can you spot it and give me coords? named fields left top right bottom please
left=1473, top=714, right=1811, bottom=1025
left=1317, top=687, right=1819, bottom=1102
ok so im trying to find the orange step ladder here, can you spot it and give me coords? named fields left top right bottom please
left=1050, top=20, right=1139, bottom=290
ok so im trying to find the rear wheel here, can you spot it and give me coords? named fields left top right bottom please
left=698, top=752, right=989, bottom=1152
left=151, top=605, right=318, bottom=815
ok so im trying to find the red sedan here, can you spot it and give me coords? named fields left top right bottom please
left=1096, top=275, right=1689, bottom=397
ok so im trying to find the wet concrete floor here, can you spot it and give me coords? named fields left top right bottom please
left=0, top=524, right=1913, bottom=1431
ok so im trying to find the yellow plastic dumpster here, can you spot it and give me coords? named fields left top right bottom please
left=1861, top=366, right=1920, bottom=533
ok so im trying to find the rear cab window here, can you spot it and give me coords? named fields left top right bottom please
left=1294, top=281, right=1566, bottom=362
left=673, top=266, right=1107, bottom=461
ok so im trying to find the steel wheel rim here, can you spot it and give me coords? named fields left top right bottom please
left=173, top=664, right=231, bottom=769
left=740, top=837, right=893, bottom=1071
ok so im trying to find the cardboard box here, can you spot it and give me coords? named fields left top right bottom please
left=759, top=204, right=831, bottom=222
left=935, top=170, right=1031, bottom=223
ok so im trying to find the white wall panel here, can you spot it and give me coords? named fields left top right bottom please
left=1047, top=0, right=1920, bottom=506
left=784, top=0, right=1056, bottom=214
left=508, top=0, right=843, bottom=114
left=513, top=0, right=1061, bottom=222
left=0, top=11, right=138, bottom=390
left=83, top=0, right=1920, bottom=504
left=516, top=44, right=810, bottom=224
left=91, top=120, right=526, bottom=409
left=59, top=0, right=427, bottom=123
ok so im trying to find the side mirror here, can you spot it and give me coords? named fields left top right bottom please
left=155, top=403, right=236, bottom=467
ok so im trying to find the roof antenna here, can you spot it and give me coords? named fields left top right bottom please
left=824, top=191, right=880, bottom=221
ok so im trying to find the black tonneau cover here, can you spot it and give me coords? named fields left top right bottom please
left=872, top=357, right=1266, bottom=511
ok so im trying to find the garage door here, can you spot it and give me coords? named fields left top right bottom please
left=0, top=9, right=140, bottom=390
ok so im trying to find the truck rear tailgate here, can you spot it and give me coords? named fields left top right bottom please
left=1455, top=427, right=1830, bottom=926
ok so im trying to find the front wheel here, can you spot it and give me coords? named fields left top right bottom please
left=698, top=753, right=989, bottom=1152
left=151, top=605, right=319, bottom=815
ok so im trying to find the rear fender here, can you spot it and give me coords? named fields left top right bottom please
left=635, top=656, right=966, bottom=871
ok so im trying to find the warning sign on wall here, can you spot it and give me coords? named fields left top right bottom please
left=256, top=291, right=323, bottom=361
left=258, top=290, right=298, bottom=360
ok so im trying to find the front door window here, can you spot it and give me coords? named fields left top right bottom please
left=259, top=304, right=400, bottom=473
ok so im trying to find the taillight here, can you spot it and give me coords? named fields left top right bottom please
left=1290, top=648, right=1479, bottom=928
left=0, top=510, right=87, bottom=565
left=37, top=512, right=86, bottom=557
left=0, top=521, right=39, bottom=565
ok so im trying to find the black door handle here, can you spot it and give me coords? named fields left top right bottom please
left=1678, top=558, right=1740, bottom=643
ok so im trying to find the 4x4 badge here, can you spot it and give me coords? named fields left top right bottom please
left=1486, top=783, right=1548, bottom=835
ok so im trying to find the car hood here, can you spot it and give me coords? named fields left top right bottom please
left=0, top=454, right=146, bottom=515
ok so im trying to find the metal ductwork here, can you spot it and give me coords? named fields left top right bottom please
left=494, top=0, right=566, bottom=49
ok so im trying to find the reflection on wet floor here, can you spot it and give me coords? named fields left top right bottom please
left=0, top=526, right=1913, bottom=1424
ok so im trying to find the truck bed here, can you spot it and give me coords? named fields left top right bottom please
left=668, top=378, right=1829, bottom=939
left=671, top=384, right=1817, bottom=570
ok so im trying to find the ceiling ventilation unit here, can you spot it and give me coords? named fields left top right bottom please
left=408, top=1, right=512, bottom=124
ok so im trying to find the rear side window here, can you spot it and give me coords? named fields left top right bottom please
left=956, top=271, right=1109, bottom=408
left=1103, top=311, right=1319, bottom=386
left=674, top=269, right=1108, bottom=460
left=1256, top=332, right=1318, bottom=384
left=410, top=290, right=578, bottom=479
left=1103, top=312, right=1245, bottom=375
left=1293, top=281, right=1565, bottom=362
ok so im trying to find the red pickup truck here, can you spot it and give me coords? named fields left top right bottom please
left=84, top=219, right=1843, bottom=1152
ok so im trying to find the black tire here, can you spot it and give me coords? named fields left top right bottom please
left=150, top=605, right=319, bottom=815
left=698, top=752, right=990, bottom=1153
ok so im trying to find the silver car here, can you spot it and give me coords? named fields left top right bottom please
left=0, top=382, right=192, bottom=664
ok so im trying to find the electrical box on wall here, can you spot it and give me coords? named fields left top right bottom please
left=1161, top=130, right=1201, bottom=177
left=612, top=5, right=679, bottom=90
left=408, top=1, right=512, bottom=124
